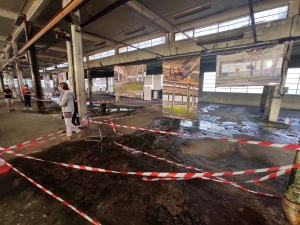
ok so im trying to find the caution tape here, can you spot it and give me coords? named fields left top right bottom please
left=2, top=131, right=65, bottom=151
left=77, top=100, right=162, bottom=104
left=0, top=146, right=298, bottom=179
left=114, top=142, right=286, bottom=198
left=89, top=120, right=300, bottom=151
left=1, top=159, right=101, bottom=225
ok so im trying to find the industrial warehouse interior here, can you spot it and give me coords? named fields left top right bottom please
left=1, top=0, right=300, bottom=224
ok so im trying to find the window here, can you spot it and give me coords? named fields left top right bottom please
left=285, top=68, right=300, bottom=95
left=46, top=66, right=55, bottom=71
left=175, top=5, right=288, bottom=41
left=203, top=72, right=263, bottom=93
left=57, top=62, right=68, bottom=68
left=39, top=69, right=44, bottom=72
left=255, top=5, right=288, bottom=24
left=83, top=57, right=87, bottom=62
left=88, top=49, right=115, bottom=61
left=119, top=46, right=128, bottom=53
left=194, top=24, right=218, bottom=37
left=152, top=36, right=166, bottom=46
left=175, top=30, right=193, bottom=41
left=118, top=36, right=166, bottom=53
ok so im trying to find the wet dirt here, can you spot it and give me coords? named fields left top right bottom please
left=0, top=132, right=290, bottom=225
left=1, top=101, right=297, bottom=225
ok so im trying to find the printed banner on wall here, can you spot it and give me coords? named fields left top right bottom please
left=43, top=74, right=52, bottom=99
left=114, top=65, right=146, bottom=99
left=58, top=72, right=67, bottom=83
left=52, top=74, right=59, bottom=95
left=162, top=56, right=200, bottom=120
left=216, top=43, right=287, bottom=87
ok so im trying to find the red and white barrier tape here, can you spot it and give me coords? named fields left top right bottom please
left=0, top=159, right=101, bottom=225
left=34, top=98, right=53, bottom=102
left=2, top=131, right=65, bottom=151
left=114, top=142, right=285, bottom=198
left=77, top=100, right=161, bottom=104
left=89, top=120, right=300, bottom=151
left=1, top=146, right=299, bottom=179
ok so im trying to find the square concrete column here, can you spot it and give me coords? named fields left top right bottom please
left=71, top=24, right=87, bottom=120
left=269, top=42, right=293, bottom=122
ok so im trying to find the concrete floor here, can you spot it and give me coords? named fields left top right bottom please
left=0, top=95, right=299, bottom=224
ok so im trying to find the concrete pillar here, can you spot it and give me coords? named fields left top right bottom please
left=12, top=42, right=24, bottom=101
left=265, top=86, right=274, bottom=117
left=269, top=42, right=293, bottom=122
left=260, top=86, right=269, bottom=113
left=71, top=24, right=87, bottom=120
left=87, top=71, right=92, bottom=98
left=0, top=72, right=3, bottom=92
left=62, top=0, right=86, bottom=121
left=25, top=22, right=45, bottom=112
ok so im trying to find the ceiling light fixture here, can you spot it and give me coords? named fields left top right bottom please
left=173, top=2, right=211, bottom=20
left=124, top=26, right=146, bottom=36
left=14, top=15, right=25, bottom=27
left=92, top=40, right=106, bottom=46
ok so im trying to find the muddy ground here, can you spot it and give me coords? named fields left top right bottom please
left=0, top=98, right=299, bottom=225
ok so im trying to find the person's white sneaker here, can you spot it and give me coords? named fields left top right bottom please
left=29, top=108, right=34, bottom=110
left=24, top=107, right=27, bottom=110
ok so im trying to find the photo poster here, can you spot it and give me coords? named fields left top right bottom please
left=43, top=74, right=52, bottom=99
left=162, top=56, right=200, bottom=120
left=216, top=43, right=287, bottom=87
left=58, top=72, right=67, bottom=83
left=114, top=64, right=146, bottom=99
left=52, top=74, right=59, bottom=95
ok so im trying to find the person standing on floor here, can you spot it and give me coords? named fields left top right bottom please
left=22, top=85, right=33, bottom=110
left=57, top=82, right=84, bottom=140
left=3, top=85, right=15, bottom=112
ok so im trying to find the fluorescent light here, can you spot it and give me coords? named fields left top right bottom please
left=173, top=3, right=211, bottom=20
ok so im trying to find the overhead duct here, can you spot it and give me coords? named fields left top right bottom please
left=173, top=2, right=211, bottom=20
left=196, top=34, right=244, bottom=46
left=124, top=26, right=146, bottom=36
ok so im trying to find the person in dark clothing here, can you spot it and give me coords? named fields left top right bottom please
left=22, top=85, right=33, bottom=110
left=3, top=85, right=15, bottom=112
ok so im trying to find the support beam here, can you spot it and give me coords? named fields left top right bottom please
left=0, top=8, right=18, bottom=20
left=125, top=0, right=171, bottom=33
left=36, top=44, right=66, bottom=53
left=248, top=0, right=257, bottom=43
left=81, top=0, right=131, bottom=29
left=135, top=0, right=207, bottom=50
left=259, top=86, right=269, bottom=113
left=1, top=0, right=86, bottom=69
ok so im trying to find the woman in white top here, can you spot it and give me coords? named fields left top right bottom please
left=57, top=82, right=84, bottom=140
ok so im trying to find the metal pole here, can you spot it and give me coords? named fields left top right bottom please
left=248, top=0, right=257, bottom=43
left=186, top=83, right=190, bottom=116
